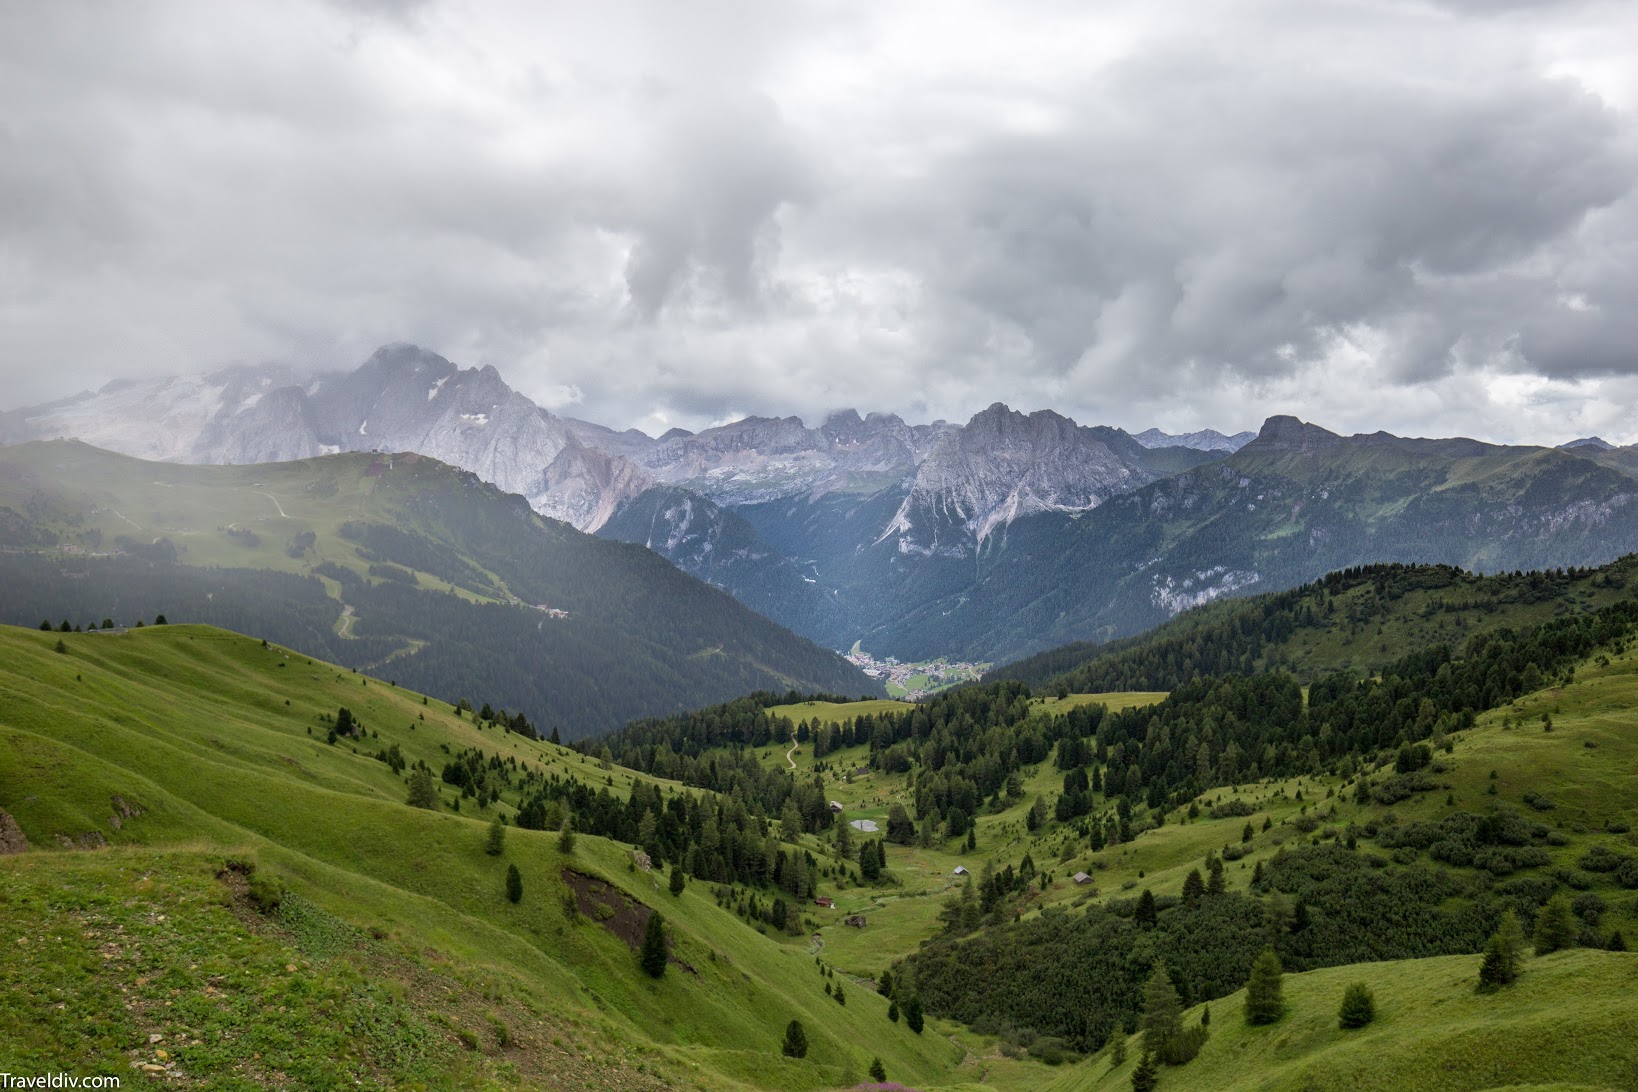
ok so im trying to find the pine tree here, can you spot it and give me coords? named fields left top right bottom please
left=1206, top=860, right=1227, bottom=896
left=669, top=865, right=686, bottom=896
left=905, top=993, right=924, bottom=1034
left=834, top=981, right=846, bottom=1005
left=781, top=1019, right=807, bottom=1058
left=1495, top=909, right=1524, bottom=977
left=640, top=912, right=668, bottom=978
left=887, top=999, right=899, bottom=1023
left=1337, top=983, right=1374, bottom=1028
left=1111, top=1036, right=1127, bottom=1067
left=1136, top=888, right=1157, bottom=928
left=505, top=863, right=522, bottom=903
left=406, top=768, right=440, bottom=810
left=54, top=639, right=67, bottom=654
left=1140, top=963, right=1182, bottom=1055
left=1181, top=869, right=1204, bottom=908
left=1533, top=894, right=1575, bottom=956
left=485, top=814, right=506, bottom=856
left=558, top=818, right=577, bottom=856
left=1608, top=930, right=1627, bottom=952
left=1244, top=948, right=1284, bottom=1025
left=878, top=968, right=894, bottom=997
left=1130, top=1051, right=1158, bottom=1092
left=1476, top=934, right=1511, bottom=993
left=869, top=1057, right=886, bottom=1081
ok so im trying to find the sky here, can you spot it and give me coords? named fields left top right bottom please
left=2, top=0, right=1637, bottom=445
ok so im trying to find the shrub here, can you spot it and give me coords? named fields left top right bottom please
left=1338, top=983, right=1375, bottom=1028
left=247, top=873, right=286, bottom=913
left=505, top=864, right=522, bottom=904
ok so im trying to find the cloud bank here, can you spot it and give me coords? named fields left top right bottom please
left=2, top=0, right=1636, bottom=444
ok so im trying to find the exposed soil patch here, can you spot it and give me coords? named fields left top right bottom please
left=561, top=868, right=695, bottom=973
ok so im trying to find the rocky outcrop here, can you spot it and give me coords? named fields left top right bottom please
left=531, top=437, right=653, bottom=532
left=1240, top=415, right=1345, bottom=454
left=0, top=808, right=27, bottom=854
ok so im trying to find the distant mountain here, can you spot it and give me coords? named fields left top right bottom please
left=1132, top=426, right=1256, bottom=452
left=0, top=440, right=879, bottom=735
left=1560, top=436, right=1614, bottom=451
left=13, top=349, right=1638, bottom=669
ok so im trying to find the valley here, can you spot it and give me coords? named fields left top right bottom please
left=842, top=644, right=989, bottom=700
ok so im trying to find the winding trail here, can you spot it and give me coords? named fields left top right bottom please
left=251, top=490, right=288, bottom=518
left=785, top=738, right=799, bottom=770
left=337, top=603, right=357, bottom=639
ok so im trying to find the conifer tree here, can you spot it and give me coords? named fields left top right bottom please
left=1533, top=894, right=1576, bottom=956
left=887, top=999, right=899, bottom=1023
left=869, top=1057, right=886, bottom=1081
left=781, top=1019, right=807, bottom=1058
left=558, top=818, right=577, bottom=856
left=1244, top=948, right=1284, bottom=1025
left=485, top=814, right=506, bottom=856
left=1140, top=964, right=1182, bottom=1054
left=1476, top=934, right=1512, bottom=993
left=1206, top=860, right=1227, bottom=896
left=505, top=863, right=522, bottom=903
left=640, top=911, right=668, bottom=978
left=1130, top=1051, right=1158, bottom=1092
left=406, top=768, right=440, bottom=810
left=1181, top=869, right=1204, bottom=908
left=669, top=865, right=686, bottom=896
left=878, top=968, right=894, bottom=997
left=1136, top=889, right=1157, bottom=928
left=905, top=993, right=924, bottom=1034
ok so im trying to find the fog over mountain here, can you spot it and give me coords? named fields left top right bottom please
left=2, top=0, right=1637, bottom=447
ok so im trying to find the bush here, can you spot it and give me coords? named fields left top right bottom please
left=1338, top=983, right=1375, bottom=1028
left=1157, top=1024, right=1208, bottom=1064
left=247, top=873, right=286, bottom=913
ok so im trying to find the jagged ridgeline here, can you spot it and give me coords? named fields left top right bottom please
left=991, top=555, right=1638, bottom=692
left=0, top=440, right=878, bottom=737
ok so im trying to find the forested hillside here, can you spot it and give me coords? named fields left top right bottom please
left=0, top=441, right=877, bottom=736
left=992, top=555, right=1638, bottom=692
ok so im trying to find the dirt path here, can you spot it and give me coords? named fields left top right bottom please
left=337, top=603, right=357, bottom=639
left=111, top=510, right=143, bottom=532
left=785, top=739, right=799, bottom=769
left=251, top=490, right=288, bottom=518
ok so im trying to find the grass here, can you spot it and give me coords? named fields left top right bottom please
left=6, top=619, right=1637, bottom=1089
left=1063, top=949, right=1638, bottom=1092
left=0, top=623, right=981, bottom=1090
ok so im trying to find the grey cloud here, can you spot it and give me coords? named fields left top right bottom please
left=0, top=0, right=1636, bottom=444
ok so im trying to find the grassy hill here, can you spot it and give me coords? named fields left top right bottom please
left=0, top=440, right=878, bottom=736
left=1063, top=949, right=1638, bottom=1092
left=0, top=623, right=969, bottom=1089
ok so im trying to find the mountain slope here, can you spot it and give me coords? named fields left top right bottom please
left=0, top=441, right=879, bottom=735
left=885, top=416, right=1638, bottom=663
left=991, top=555, right=1638, bottom=691
left=0, top=623, right=970, bottom=1090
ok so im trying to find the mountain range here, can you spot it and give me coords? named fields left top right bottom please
left=7, top=344, right=1638, bottom=667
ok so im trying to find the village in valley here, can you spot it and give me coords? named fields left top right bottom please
left=842, top=642, right=988, bottom=699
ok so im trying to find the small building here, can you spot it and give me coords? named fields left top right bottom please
left=844, top=914, right=867, bottom=928
left=828, top=801, right=844, bottom=813
left=1073, top=871, right=1093, bottom=885
left=952, top=866, right=969, bottom=876
left=815, top=897, right=835, bottom=909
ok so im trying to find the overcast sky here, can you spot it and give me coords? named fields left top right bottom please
left=3, top=0, right=1637, bottom=444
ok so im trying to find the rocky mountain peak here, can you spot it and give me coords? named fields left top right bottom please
left=1243, top=415, right=1344, bottom=453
